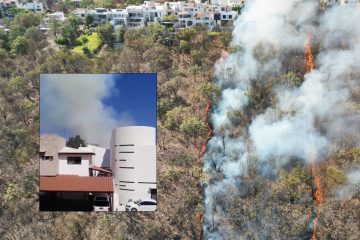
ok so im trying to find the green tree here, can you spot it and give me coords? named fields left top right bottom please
left=117, top=25, right=126, bottom=43
left=164, top=107, right=188, bottom=130
left=232, top=5, right=244, bottom=14
left=157, top=97, right=173, bottom=123
left=97, top=23, right=114, bottom=46
left=85, top=14, right=95, bottom=28
left=219, top=32, right=232, bottom=48
left=61, top=14, right=80, bottom=46
left=95, top=0, right=116, bottom=9
left=66, top=135, right=87, bottom=148
left=50, top=18, right=61, bottom=37
left=163, top=14, right=178, bottom=22
left=0, top=29, right=10, bottom=50
left=57, top=0, right=74, bottom=14
left=180, top=118, right=208, bottom=138
left=198, top=82, right=221, bottom=100
left=11, top=36, right=28, bottom=55
left=40, top=50, right=93, bottom=73
left=148, top=22, right=165, bottom=42
left=24, top=26, right=46, bottom=53
left=143, top=44, right=172, bottom=72
left=80, top=0, right=94, bottom=8
left=12, top=11, right=41, bottom=29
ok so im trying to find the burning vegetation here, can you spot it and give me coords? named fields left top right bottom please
left=204, top=1, right=360, bottom=239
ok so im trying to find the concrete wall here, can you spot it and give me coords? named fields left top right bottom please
left=111, top=126, right=156, bottom=211
left=88, top=144, right=110, bottom=168
left=40, top=134, right=66, bottom=176
left=58, top=154, right=92, bottom=176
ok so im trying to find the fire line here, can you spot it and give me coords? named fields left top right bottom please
left=195, top=99, right=213, bottom=240
left=305, top=33, right=324, bottom=240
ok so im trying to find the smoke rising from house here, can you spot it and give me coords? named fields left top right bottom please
left=40, top=74, right=134, bottom=147
left=204, top=1, right=360, bottom=238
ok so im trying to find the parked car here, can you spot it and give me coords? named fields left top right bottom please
left=93, top=196, right=110, bottom=211
left=125, top=199, right=157, bottom=212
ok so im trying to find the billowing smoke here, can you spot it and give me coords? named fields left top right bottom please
left=40, top=74, right=134, bottom=147
left=204, top=1, right=360, bottom=238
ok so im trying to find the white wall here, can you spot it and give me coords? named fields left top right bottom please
left=58, top=154, right=93, bottom=176
left=88, top=144, right=110, bottom=168
left=111, top=126, right=156, bottom=211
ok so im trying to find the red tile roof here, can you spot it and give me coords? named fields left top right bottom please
left=40, top=176, right=113, bottom=192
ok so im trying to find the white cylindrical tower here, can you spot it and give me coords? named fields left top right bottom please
left=110, top=126, right=156, bottom=211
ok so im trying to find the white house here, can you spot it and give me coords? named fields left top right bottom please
left=58, top=146, right=95, bottom=176
left=110, top=9, right=128, bottom=30
left=95, top=8, right=112, bottom=25
left=111, top=126, right=157, bottom=211
left=16, top=0, right=43, bottom=12
left=88, top=144, right=110, bottom=168
left=126, top=5, right=148, bottom=28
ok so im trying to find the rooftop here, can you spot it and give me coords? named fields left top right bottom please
left=39, top=176, right=113, bottom=192
left=58, top=147, right=95, bottom=155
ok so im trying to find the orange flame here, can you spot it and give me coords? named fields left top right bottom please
left=306, top=33, right=323, bottom=240
left=199, top=100, right=213, bottom=158
left=305, top=33, right=315, bottom=73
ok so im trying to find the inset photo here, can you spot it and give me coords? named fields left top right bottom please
left=39, top=74, right=157, bottom=212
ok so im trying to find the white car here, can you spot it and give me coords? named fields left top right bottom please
left=125, top=199, right=157, bottom=212
left=93, top=196, right=110, bottom=211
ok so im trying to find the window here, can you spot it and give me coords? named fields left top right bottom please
left=151, top=189, right=157, bottom=200
left=223, top=15, right=227, bottom=19
left=45, top=156, right=53, bottom=161
left=67, top=157, right=81, bottom=164
left=229, top=15, right=232, bottom=19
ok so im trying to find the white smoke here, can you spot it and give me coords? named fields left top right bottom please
left=40, top=74, right=134, bottom=147
left=336, top=170, right=360, bottom=199
left=204, top=2, right=360, bottom=238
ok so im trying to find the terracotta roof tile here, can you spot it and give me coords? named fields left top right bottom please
left=40, top=176, right=113, bottom=192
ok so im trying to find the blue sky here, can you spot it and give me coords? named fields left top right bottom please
left=40, top=74, right=156, bottom=147
left=103, top=73, right=157, bottom=128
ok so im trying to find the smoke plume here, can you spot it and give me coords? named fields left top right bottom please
left=204, top=1, right=360, bottom=238
left=40, top=74, right=134, bottom=147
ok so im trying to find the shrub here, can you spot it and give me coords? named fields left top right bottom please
left=180, top=118, right=208, bottom=138
left=55, top=36, right=68, bottom=45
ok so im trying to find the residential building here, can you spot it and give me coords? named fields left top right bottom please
left=94, top=7, right=112, bottom=25
left=16, top=0, right=43, bottom=12
left=39, top=125, right=156, bottom=211
left=40, top=134, right=66, bottom=176
left=0, top=0, right=17, bottom=18
left=110, top=8, right=128, bottom=29
left=74, top=8, right=94, bottom=22
left=111, top=126, right=157, bottom=211
left=58, top=146, right=95, bottom=176
left=126, top=5, right=148, bottom=28
left=42, top=11, right=66, bottom=28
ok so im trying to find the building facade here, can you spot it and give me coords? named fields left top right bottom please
left=111, top=126, right=157, bottom=211
left=40, top=134, right=66, bottom=176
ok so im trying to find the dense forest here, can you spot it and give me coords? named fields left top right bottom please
left=1, top=2, right=360, bottom=240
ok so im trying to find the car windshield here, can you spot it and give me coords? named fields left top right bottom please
left=94, top=201, right=109, bottom=207
left=95, top=197, right=108, bottom=201
left=134, top=199, right=142, bottom=204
